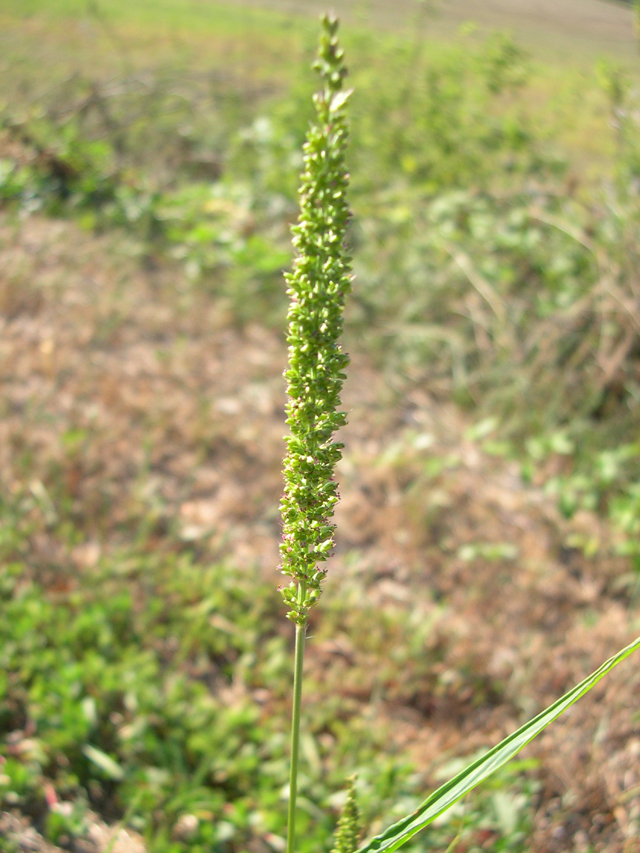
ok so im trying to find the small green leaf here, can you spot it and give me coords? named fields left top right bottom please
left=357, top=636, right=640, bottom=853
left=82, top=744, right=125, bottom=781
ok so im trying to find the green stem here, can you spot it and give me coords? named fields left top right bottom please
left=286, top=585, right=307, bottom=853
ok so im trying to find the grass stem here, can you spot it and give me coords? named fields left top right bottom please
left=286, top=610, right=307, bottom=853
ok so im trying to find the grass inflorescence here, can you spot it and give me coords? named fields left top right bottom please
left=279, top=15, right=352, bottom=627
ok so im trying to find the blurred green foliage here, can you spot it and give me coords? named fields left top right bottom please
left=0, top=547, right=536, bottom=852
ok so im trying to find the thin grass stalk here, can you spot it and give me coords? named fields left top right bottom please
left=286, top=619, right=306, bottom=853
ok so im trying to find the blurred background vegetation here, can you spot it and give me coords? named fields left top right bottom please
left=1, top=1, right=640, bottom=852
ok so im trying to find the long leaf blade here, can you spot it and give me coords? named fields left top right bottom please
left=357, top=636, right=640, bottom=853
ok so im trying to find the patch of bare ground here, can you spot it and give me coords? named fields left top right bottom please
left=0, top=809, right=145, bottom=853
left=0, top=210, right=639, bottom=851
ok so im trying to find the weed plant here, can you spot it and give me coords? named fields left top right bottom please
left=278, top=15, right=640, bottom=853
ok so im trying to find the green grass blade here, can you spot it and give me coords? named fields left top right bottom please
left=82, top=744, right=125, bottom=781
left=357, top=636, right=640, bottom=853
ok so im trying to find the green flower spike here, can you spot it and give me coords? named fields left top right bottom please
left=332, top=776, right=362, bottom=853
left=279, top=14, right=353, bottom=627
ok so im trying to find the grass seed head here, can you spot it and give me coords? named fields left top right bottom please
left=279, top=14, right=352, bottom=625
left=331, top=776, right=362, bottom=853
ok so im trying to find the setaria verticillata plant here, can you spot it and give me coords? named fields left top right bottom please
left=278, top=14, right=354, bottom=853
left=276, top=14, right=640, bottom=853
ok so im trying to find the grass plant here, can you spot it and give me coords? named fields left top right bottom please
left=280, top=14, right=640, bottom=853
left=278, top=18, right=352, bottom=852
